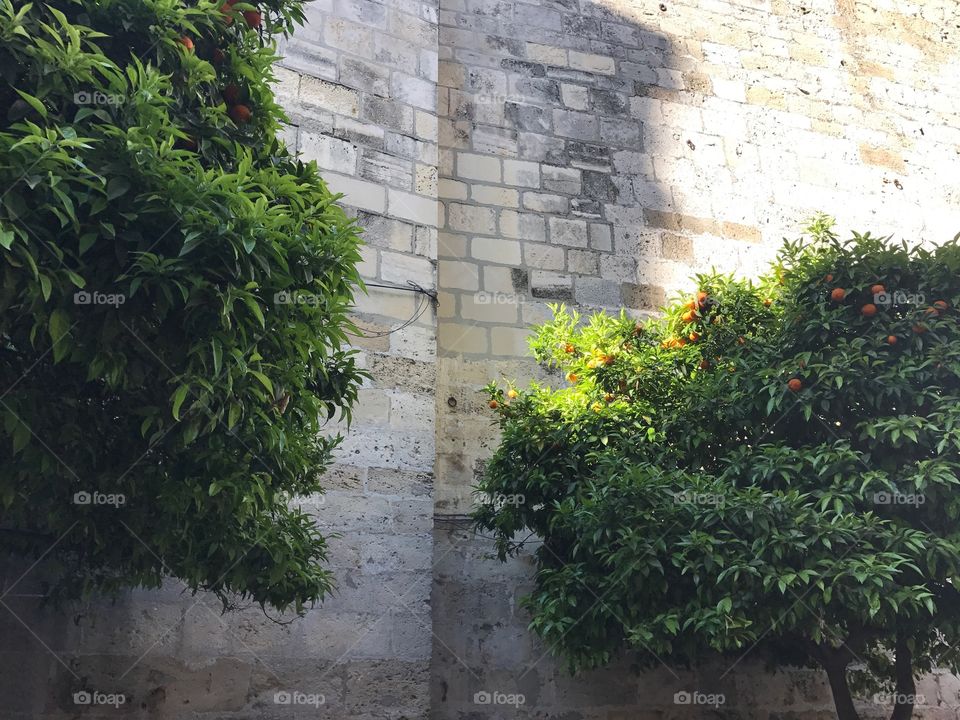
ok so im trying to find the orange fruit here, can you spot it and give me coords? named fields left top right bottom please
left=688, top=332, right=700, bottom=342
left=228, top=104, right=252, bottom=124
left=682, top=310, right=697, bottom=323
left=787, top=378, right=802, bottom=392
left=563, top=343, right=575, bottom=354
left=592, top=403, right=603, bottom=413
left=604, top=393, right=614, bottom=403
left=602, top=354, right=615, bottom=365
left=925, top=307, right=940, bottom=317
left=677, top=338, right=687, bottom=347
left=566, top=372, right=578, bottom=383
left=697, top=291, right=708, bottom=305
left=860, top=303, right=877, bottom=317
left=243, top=9, right=262, bottom=27
left=699, top=359, right=709, bottom=370
left=912, top=324, right=927, bottom=334
left=223, top=83, right=242, bottom=104
left=870, top=284, right=885, bottom=295
left=220, top=3, right=234, bottom=23
left=824, top=274, right=834, bottom=282
left=488, top=399, right=498, bottom=409
left=763, top=298, right=772, bottom=307
left=886, top=335, right=897, bottom=345
left=506, top=389, right=518, bottom=399
left=179, top=36, right=195, bottom=52
left=830, top=288, right=846, bottom=302
left=934, top=300, right=949, bottom=311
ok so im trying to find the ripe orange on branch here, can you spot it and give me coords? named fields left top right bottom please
left=787, top=378, right=803, bottom=392
left=860, top=303, right=877, bottom=317
left=830, top=288, right=846, bottom=302
left=228, top=104, right=252, bottom=124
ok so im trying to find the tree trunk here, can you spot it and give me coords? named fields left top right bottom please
left=821, top=654, right=862, bottom=720
left=889, top=626, right=915, bottom=720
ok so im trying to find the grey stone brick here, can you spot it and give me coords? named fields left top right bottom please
left=505, top=102, right=552, bottom=133
left=553, top=109, right=599, bottom=140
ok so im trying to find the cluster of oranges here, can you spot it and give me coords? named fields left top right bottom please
left=828, top=280, right=950, bottom=340
left=177, top=1, right=263, bottom=136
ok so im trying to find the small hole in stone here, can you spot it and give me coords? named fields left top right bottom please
left=447, top=396, right=457, bottom=408
left=659, top=3, right=667, bottom=9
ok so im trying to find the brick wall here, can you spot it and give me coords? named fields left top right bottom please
left=4, top=0, right=960, bottom=718
left=432, top=0, right=960, bottom=717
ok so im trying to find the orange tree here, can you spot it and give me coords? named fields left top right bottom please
left=476, top=219, right=960, bottom=720
left=0, top=1, right=364, bottom=611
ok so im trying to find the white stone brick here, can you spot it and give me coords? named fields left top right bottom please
left=470, top=237, right=521, bottom=265
left=388, top=189, right=438, bottom=225
left=456, top=153, right=502, bottom=182
left=568, top=51, right=616, bottom=75
left=299, top=131, right=358, bottom=173
left=503, top=159, right=541, bottom=188
left=549, top=217, right=589, bottom=247
left=447, top=203, right=497, bottom=234
left=471, top=185, right=519, bottom=208
left=380, top=251, right=434, bottom=286
left=325, top=173, right=386, bottom=213
left=300, top=76, right=361, bottom=117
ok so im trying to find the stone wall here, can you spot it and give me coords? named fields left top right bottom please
left=4, top=0, right=960, bottom=718
left=431, top=0, right=960, bottom=718
left=1, top=0, right=440, bottom=717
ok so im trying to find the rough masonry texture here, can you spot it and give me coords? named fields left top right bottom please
left=4, top=0, right=960, bottom=718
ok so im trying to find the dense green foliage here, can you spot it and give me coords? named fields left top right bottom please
left=478, top=219, right=960, bottom=717
left=0, top=0, right=364, bottom=611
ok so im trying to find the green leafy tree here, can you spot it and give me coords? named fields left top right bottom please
left=477, top=219, right=960, bottom=720
left=0, top=0, right=365, bottom=612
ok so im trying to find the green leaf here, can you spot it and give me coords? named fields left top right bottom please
left=171, top=384, right=191, bottom=420
left=15, top=88, right=47, bottom=118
